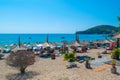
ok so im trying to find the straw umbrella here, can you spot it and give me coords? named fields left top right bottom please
left=71, top=41, right=82, bottom=47
left=102, top=39, right=110, bottom=44
left=42, top=35, right=56, bottom=49
left=114, top=34, right=120, bottom=47
left=70, top=32, right=81, bottom=47
left=17, top=36, right=21, bottom=47
left=11, top=36, right=27, bottom=52
left=75, top=32, right=80, bottom=43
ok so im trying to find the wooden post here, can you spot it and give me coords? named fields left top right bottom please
left=117, top=38, right=119, bottom=48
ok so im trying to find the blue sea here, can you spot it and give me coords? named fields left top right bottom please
left=0, top=34, right=110, bottom=46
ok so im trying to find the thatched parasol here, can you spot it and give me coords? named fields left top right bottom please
left=11, top=46, right=27, bottom=52
left=102, top=39, right=110, bottom=44
left=71, top=41, right=83, bottom=47
left=114, top=34, right=120, bottom=38
left=114, top=34, right=120, bottom=47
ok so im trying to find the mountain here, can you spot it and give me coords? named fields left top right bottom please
left=77, top=25, right=118, bottom=34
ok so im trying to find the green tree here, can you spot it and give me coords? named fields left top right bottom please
left=118, top=16, right=120, bottom=21
left=117, top=16, right=120, bottom=32
left=110, top=48, right=120, bottom=60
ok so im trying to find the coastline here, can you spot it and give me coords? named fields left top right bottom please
left=0, top=34, right=109, bottom=47
left=0, top=33, right=118, bottom=80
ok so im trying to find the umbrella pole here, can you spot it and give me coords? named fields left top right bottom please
left=117, top=38, right=119, bottom=48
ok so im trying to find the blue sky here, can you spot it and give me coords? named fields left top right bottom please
left=0, top=0, right=120, bottom=33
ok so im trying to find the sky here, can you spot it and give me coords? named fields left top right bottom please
left=0, top=0, right=120, bottom=33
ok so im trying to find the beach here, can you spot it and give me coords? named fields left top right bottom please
left=0, top=48, right=120, bottom=80
left=1, top=0, right=120, bottom=79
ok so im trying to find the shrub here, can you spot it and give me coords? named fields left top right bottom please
left=64, top=51, right=76, bottom=62
left=111, top=59, right=116, bottom=65
left=110, top=48, right=120, bottom=60
left=6, top=50, right=35, bottom=75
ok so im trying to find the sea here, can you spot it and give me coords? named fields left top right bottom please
left=0, top=34, right=112, bottom=47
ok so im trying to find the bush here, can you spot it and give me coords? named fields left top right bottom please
left=110, top=48, right=120, bottom=60
left=6, top=50, right=35, bottom=75
left=112, top=59, right=116, bottom=65
left=64, top=51, right=76, bottom=62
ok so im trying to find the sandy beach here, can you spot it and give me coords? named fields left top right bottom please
left=0, top=48, right=120, bottom=80
left=0, top=0, right=119, bottom=79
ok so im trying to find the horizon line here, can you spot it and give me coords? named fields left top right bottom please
left=0, top=33, right=76, bottom=34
